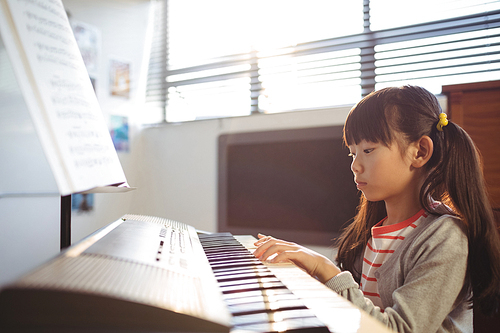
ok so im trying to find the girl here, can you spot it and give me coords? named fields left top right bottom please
left=254, top=85, right=500, bottom=333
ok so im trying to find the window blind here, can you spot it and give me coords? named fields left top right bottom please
left=145, top=0, right=168, bottom=123
left=145, top=0, right=500, bottom=123
left=373, top=11, right=500, bottom=92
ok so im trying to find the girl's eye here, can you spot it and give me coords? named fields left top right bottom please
left=363, top=148, right=374, bottom=154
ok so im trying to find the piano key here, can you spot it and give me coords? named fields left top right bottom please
left=216, top=271, right=276, bottom=282
left=234, top=316, right=328, bottom=333
left=206, top=253, right=256, bottom=261
left=209, top=257, right=262, bottom=267
left=230, top=308, right=318, bottom=326
left=228, top=299, right=308, bottom=315
left=209, top=260, right=263, bottom=270
left=211, top=265, right=270, bottom=275
left=217, top=276, right=281, bottom=288
left=207, top=253, right=258, bottom=260
left=221, top=288, right=295, bottom=301
left=224, top=292, right=300, bottom=306
left=198, top=233, right=331, bottom=332
left=200, top=232, right=393, bottom=333
left=0, top=216, right=394, bottom=333
left=219, top=281, right=287, bottom=294
left=204, top=248, right=248, bottom=255
left=203, top=244, right=244, bottom=250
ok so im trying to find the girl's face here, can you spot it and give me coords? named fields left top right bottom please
left=348, top=140, right=417, bottom=204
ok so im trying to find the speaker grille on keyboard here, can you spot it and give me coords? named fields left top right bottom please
left=16, top=252, right=206, bottom=317
left=0, top=215, right=232, bottom=332
left=123, top=214, right=188, bottom=231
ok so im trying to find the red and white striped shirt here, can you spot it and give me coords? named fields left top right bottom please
left=360, top=209, right=427, bottom=308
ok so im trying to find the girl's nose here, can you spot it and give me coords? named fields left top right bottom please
left=351, top=157, right=361, bottom=174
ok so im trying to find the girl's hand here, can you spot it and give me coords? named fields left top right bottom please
left=253, top=233, right=341, bottom=283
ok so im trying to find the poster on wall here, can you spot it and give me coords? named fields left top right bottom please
left=70, top=20, right=101, bottom=78
left=109, top=115, right=129, bottom=152
left=109, top=59, right=130, bottom=98
left=71, top=193, right=94, bottom=212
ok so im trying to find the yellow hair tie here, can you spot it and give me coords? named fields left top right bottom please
left=436, top=113, right=448, bottom=131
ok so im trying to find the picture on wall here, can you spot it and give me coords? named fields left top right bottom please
left=109, top=59, right=130, bottom=98
left=71, top=193, right=94, bottom=212
left=109, top=115, right=129, bottom=152
left=70, top=20, right=100, bottom=78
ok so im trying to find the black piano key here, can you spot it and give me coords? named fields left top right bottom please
left=234, top=316, right=329, bottom=333
left=213, top=264, right=269, bottom=273
left=209, top=258, right=262, bottom=266
left=217, top=276, right=281, bottom=288
left=224, top=292, right=300, bottom=306
left=230, top=312, right=270, bottom=326
left=211, top=263, right=265, bottom=272
left=216, top=271, right=276, bottom=283
left=221, top=288, right=294, bottom=301
left=204, top=246, right=247, bottom=251
left=206, top=251, right=255, bottom=259
left=209, top=259, right=263, bottom=270
left=204, top=248, right=247, bottom=256
left=211, top=265, right=269, bottom=275
left=228, top=299, right=308, bottom=316
left=198, top=233, right=234, bottom=241
left=219, top=281, right=287, bottom=294
left=207, top=254, right=257, bottom=263
left=230, top=309, right=317, bottom=327
left=203, top=245, right=244, bottom=251
left=200, top=238, right=239, bottom=243
left=210, top=259, right=258, bottom=266
left=202, top=239, right=239, bottom=243
left=201, top=239, right=242, bottom=245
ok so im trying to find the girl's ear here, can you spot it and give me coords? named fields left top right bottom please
left=412, top=135, right=433, bottom=168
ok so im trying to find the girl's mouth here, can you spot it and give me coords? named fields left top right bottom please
left=356, top=182, right=367, bottom=189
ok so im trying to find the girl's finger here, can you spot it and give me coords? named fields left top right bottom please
left=254, top=233, right=273, bottom=245
left=254, top=240, right=281, bottom=259
left=253, top=238, right=275, bottom=257
left=259, top=243, right=298, bottom=261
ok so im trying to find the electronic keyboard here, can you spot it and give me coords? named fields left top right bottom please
left=0, top=214, right=391, bottom=332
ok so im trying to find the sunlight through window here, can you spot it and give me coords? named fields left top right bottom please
left=166, top=0, right=362, bottom=121
left=149, top=0, right=500, bottom=122
left=370, top=0, right=500, bottom=31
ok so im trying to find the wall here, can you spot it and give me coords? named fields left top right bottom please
left=1, top=0, right=450, bottom=287
left=0, top=35, right=61, bottom=285
left=133, top=107, right=353, bottom=258
left=0, top=0, right=152, bottom=287
left=62, top=0, right=354, bottom=260
left=62, top=0, right=152, bottom=244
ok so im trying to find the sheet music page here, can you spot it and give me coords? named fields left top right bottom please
left=0, top=0, right=128, bottom=195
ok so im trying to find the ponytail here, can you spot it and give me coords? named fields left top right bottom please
left=423, top=121, right=500, bottom=316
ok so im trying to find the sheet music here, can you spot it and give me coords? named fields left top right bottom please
left=0, top=0, right=128, bottom=195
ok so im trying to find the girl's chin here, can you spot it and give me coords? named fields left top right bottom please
left=362, top=193, right=384, bottom=203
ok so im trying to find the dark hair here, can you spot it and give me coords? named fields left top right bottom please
left=336, top=85, right=500, bottom=316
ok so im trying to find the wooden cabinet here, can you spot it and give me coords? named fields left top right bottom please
left=442, top=80, right=500, bottom=333
left=442, top=80, right=500, bottom=214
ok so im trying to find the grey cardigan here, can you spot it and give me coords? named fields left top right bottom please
left=325, top=213, right=472, bottom=333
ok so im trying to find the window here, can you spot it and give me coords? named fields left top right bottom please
left=145, top=0, right=500, bottom=123
left=370, top=0, right=500, bottom=31
left=374, top=27, right=500, bottom=92
left=258, top=48, right=362, bottom=113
